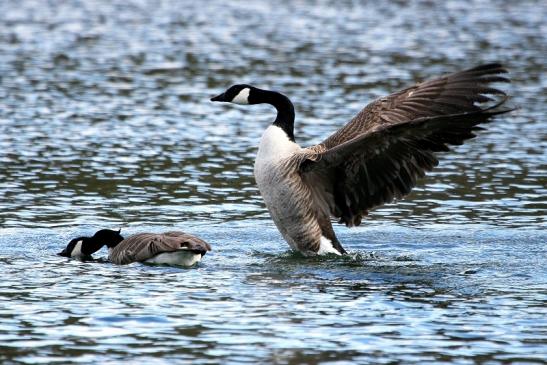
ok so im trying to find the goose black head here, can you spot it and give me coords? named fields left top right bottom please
left=58, top=237, right=88, bottom=258
left=211, top=84, right=296, bottom=141
left=92, top=229, right=124, bottom=248
left=58, top=229, right=124, bottom=259
left=210, top=84, right=255, bottom=105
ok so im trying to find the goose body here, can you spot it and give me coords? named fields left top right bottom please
left=108, top=231, right=211, bottom=266
left=212, top=63, right=513, bottom=256
left=254, top=125, right=343, bottom=255
left=59, top=229, right=211, bottom=267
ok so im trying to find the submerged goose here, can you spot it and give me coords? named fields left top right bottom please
left=59, top=229, right=211, bottom=266
left=211, top=63, right=512, bottom=256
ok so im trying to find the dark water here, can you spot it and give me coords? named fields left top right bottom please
left=1, top=0, right=546, bottom=364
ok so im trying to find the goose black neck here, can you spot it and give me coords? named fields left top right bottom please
left=255, top=89, right=295, bottom=142
left=82, top=237, right=105, bottom=255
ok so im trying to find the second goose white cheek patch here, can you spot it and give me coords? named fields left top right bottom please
left=72, top=241, right=83, bottom=258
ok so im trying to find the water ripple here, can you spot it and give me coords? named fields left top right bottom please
left=1, top=0, right=546, bottom=363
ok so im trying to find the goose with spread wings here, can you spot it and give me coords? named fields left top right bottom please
left=211, top=63, right=512, bottom=256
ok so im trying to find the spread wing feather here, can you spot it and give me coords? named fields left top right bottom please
left=320, top=63, right=509, bottom=148
left=300, top=63, right=512, bottom=227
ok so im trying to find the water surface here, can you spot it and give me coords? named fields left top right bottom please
left=0, top=0, right=546, bottom=364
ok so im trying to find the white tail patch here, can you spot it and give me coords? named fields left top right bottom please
left=144, top=251, right=202, bottom=267
left=232, top=88, right=250, bottom=104
left=317, top=236, right=342, bottom=255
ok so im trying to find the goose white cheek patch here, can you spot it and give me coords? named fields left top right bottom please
left=72, top=241, right=83, bottom=258
left=232, top=88, right=250, bottom=104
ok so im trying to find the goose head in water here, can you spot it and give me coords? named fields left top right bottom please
left=58, top=229, right=124, bottom=259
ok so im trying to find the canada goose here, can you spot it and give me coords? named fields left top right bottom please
left=211, top=63, right=513, bottom=256
left=59, top=229, right=211, bottom=266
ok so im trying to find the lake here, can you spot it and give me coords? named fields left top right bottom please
left=0, top=0, right=545, bottom=364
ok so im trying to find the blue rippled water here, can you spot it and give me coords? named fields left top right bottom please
left=0, top=0, right=545, bottom=364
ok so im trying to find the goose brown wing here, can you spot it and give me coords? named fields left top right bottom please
left=320, top=63, right=509, bottom=148
left=300, top=64, right=512, bottom=227
left=109, top=231, right=211, bottom=265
